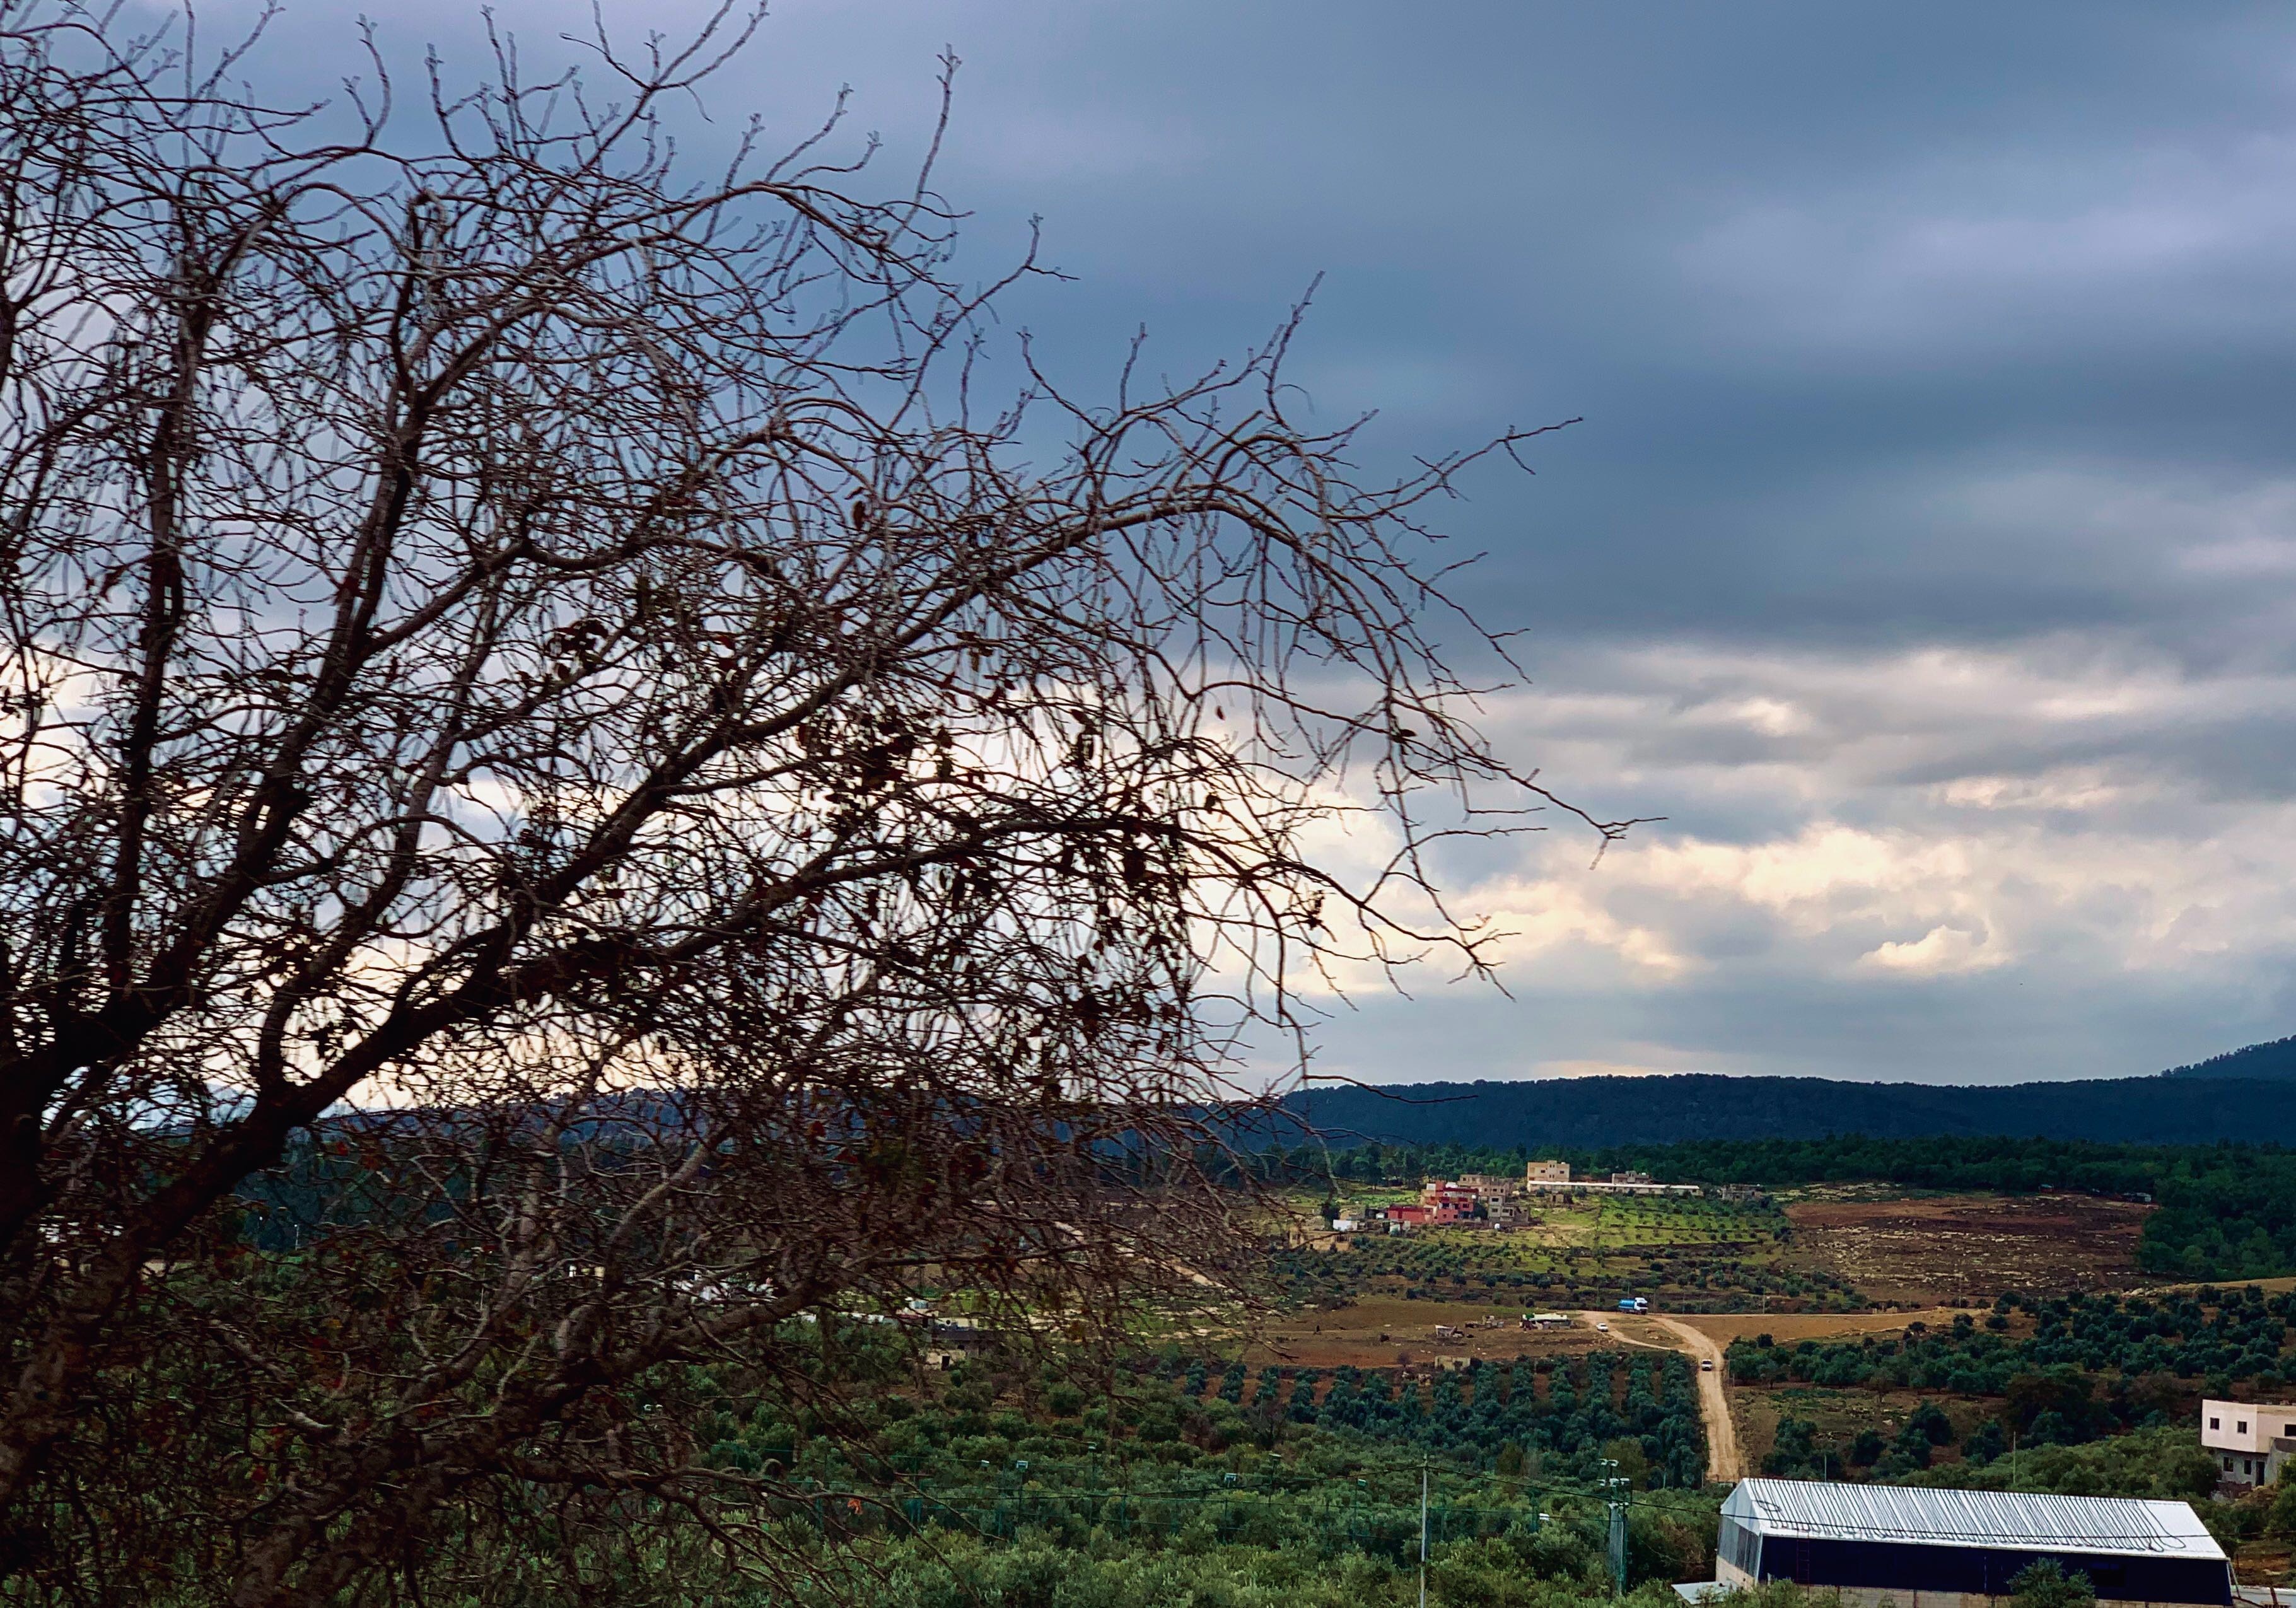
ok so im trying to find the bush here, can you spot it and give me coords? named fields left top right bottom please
left=1964, top=1421, right=2008, bottom=1465
left=1902, top=1424, right=2218, bottom=1501
left=2270, top=1478, right=2296, bottom=1538
left=1764, top=1419, right=1819, bottom=1478
left=2008, top=1559, right=2096, bottom=1608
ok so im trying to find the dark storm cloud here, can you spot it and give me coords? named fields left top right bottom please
left=187, top=0, right=2296, bottom=1081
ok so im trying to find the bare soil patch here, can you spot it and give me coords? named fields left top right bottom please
left=1780, top=1192, right=2149, bottom=1304
left=1669, top=1309, right=1964, bottom=1346
left=1247, top=1298, right=1628, bottom=1370
left=2233, top=1540, right=2293, bottom=1588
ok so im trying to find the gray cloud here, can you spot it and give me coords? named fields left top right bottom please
left=177, top=0, right=2296, bottom=1081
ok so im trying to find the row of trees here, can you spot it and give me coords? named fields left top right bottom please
left=1271, top=1224, right=1859, bottom=1314
left=1728, top=1291, right=2296, bottom=1401
left=668, top=1340, right=1719, bottom=1597
left=1144, top=1353, right=1706, bottom=1489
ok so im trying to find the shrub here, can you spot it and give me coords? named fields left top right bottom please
left=2008, top=1559, right=2095, bottom=1608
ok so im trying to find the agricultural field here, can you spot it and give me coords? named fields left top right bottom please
left=1774, top=1189, right=2152, bottom=1305
left=743, top=1155, right=2296, bottom=1606
left=1711, top=1283, right=2296, bottom=1520
left=1249, top=1296, right=1626, bottom=1371
left=1733, top=1380, right=2006, bottom=1481
left=1261, top=1171, right=2296, bottom=1542
left=1271, top=1192, right=1864, bottom=1316
left=654, top=1162, right=2296, bottom=1602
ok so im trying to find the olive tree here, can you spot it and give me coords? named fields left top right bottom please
left=0, top=3, right=1624, bottom=1600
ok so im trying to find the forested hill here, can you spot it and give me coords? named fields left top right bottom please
left=2163, top=1034, right=2296, bottom=1081
left=1276, top=1073, right=2296, bottom=1148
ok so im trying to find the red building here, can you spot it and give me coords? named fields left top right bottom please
left=1421, top=1181, right=1480, bottom=1226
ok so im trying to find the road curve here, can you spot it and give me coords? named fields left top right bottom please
left=1576, top=1311, right=1744, bottom=1484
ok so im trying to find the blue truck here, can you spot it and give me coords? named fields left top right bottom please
left=1616, top=1297, right=1649, bottom=1314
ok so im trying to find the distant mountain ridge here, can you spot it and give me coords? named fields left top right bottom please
left=2162, top=1034, right=2296, bottom=1081
left=1275, top=1035, right=2296, bottom=1149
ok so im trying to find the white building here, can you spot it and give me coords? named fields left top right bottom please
left=2201, top=1397, right=2296, bottom=1488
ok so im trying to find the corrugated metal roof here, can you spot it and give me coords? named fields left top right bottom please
left=1722, top=1479, right=2226, bottom=1561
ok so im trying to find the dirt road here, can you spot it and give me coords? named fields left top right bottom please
left=1577, top=1311, right=1744, bottom=1484
left=1650, top=1317, right=1742, bottom=1483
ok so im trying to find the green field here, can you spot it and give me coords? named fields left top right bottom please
left=1278, top=1192, right=1863, bottom=1314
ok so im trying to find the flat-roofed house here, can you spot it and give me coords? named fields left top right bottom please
left=1702, top=1478, right=2231, bottom=1608
left=1419, top=1180, right=1480, bottom=1226
left=1455, top=1173, right=1530, bottom=1228
left=2201, top=1397, right=2296, bottom=1489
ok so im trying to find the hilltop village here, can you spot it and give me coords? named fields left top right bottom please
left=1336, top=1160, right=1728, bottom=1234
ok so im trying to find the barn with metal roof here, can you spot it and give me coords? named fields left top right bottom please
left=1705, top=1479, right=2232, bottom=1608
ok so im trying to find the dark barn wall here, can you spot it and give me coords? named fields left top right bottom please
left=1757, top=1538, right=2230, bottom=1606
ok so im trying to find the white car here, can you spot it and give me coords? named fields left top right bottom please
left=1701, top=1358, right=1715, bottom=1372
left=1595, top=1321, right=1609, bottom=1332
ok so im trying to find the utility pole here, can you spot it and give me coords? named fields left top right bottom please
left=1602, top=1458, right=1629, bottom=1595
left=1419, top=1460, right=1430, bottom=1608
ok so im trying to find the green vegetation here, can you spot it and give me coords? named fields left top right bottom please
left=1727, top=1288, right=2296, bottom=1407
left=1294, top=1136, right=2296, bottom=1281
left=712, top=1155, right=2296, bottom=1604
left=1279, top=1068, right=2296, bottom=1153
left=1275, top=1352, right=1706, bottom=1488
left=2007, top=1558, right=2098, bottom=1608
left=655, top=1339, right=1717, bottom=1604
left=1272, top=1194, right=1863, bottom=1313
left=1720, top=1289, right=2296, bottom=1498
left=716, top=1348, right=1705, bottom=1493
left=1894, top=1424, right=2222, bottom=1502
left=754, top=1534, right=1695, bottom=1608
left=1764, top=1402, right=1954, bottom=1480
left=2165, top=1035, right=2296, bottom=1083
left=1595, top=1139, right=2296, bottom=1282
left=110, top=1133, right=2296, bottom=1600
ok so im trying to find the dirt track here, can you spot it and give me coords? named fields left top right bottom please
left=1666, top=1308, right=1963, bottom=1346
left=1577, top=1312, right=1743, bottom=1483
left=1650, top=1317, right=1742, bottom=1483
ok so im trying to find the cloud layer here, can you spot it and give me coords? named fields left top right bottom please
left=1379, top=639, right=2296, bottom=1083
left=172, top=0, right=2296, bottom=1082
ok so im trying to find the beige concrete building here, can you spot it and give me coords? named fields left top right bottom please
left=1518, top=1158, right=1701, bottom=1196
left=1450, top=1172, right=1532, bottom=1228
left=2201, top=1397, right=2296, bottom=1488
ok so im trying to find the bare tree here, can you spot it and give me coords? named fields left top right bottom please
left=0, top=3, right=1627, bottom=1602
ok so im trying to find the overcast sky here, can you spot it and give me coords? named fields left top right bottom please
left=236, top=0, right=2296, bottom=1084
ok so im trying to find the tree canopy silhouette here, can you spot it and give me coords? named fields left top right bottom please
left=0, top=4, right=1619, bottom=1600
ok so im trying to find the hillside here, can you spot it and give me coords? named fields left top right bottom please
left=2162, top=1034, right=2296, bottom=1081
left=1278, top=1072, right=2296, bottom=1149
